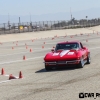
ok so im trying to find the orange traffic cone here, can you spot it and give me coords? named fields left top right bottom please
left=42, top=46, right=44, bottom=48
left=30, top=49, right=32, bottom=52
left=19, top=71, right=23, bottom=79
left=26, top=46, right=28, bottom=49
left=70, top=36, right=73, bottom=38
left=23, top=55, right=26, bottom=60
left=9, top=74, right=17, bottom=80
left=1, top=68, right=5, bottom=75
left=86, top=40, right=88, bottom=42
left=12, top=47, right=14, bottom=49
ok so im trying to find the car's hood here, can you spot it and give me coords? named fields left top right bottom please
left=45, top=49, right=79, bottom=61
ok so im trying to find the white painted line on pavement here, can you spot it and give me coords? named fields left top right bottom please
left=0, top=80, right=11, bottom=84
left=0, top=48, right=51, bottom=57
left=0, top=46, right=99, bottom=57
left=89, top=47, right=100, bottom=50
left=0, top=51, right=29, bottom=57
left=3, top=74, right=19, bottom=79
left=0, top=47, right=46, bottom=50
left=0, top=47, right=100, bottom=57
left=44, top=43, right=56, bottom=44
left=0, top=56, right=44, bottom=65
left=0, top=74, right=9, bottom=76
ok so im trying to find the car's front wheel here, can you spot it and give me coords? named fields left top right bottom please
left=78, top=58, right=84, bottom=68
left=86, top=53, right=91, bottom=64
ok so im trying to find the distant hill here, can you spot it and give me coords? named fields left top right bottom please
left=0, top=7, right=100, bottom=23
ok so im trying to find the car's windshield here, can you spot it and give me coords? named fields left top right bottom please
left=55, top=43, right=79, bottom=51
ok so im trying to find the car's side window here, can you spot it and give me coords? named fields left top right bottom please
left=55, top=44, right=59, bottom=51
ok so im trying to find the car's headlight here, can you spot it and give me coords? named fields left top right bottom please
left=77, top=56, right=81, bottom=60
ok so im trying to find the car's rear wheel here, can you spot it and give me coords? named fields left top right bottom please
left=86, top=53, right=91, bottom=64
left=78, top=58, right=84, bottom=68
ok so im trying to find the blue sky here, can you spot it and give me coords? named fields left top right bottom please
left=0, top=0, right=100, bottom=23
left=0, top=0, right=100, bottom=15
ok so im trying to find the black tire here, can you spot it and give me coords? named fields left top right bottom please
left=86, top=53, right=91, bottom=64
left=78, top=58, right=84, bottom=68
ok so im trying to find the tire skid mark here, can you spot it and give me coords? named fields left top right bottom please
left=26, top=61, right=100, bottom=94
left=31, top=71, right=100, bottom=94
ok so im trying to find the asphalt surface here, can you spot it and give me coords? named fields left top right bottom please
left=0, top=33, right=100, bottom=100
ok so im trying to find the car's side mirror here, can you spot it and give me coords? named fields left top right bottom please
left=83, top=47, right=86, bottom=49
left=51, top=49, right=54, bottom=52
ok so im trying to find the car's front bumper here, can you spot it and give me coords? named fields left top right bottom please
left=44, top=60, right=80, bottom=65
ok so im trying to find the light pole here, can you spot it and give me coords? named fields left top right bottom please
left=86, top=16, right=88, bottom=26
left=29, top=13, right=31, bottom=22
left=8, top=13, right=11, bottom=30
left=70, top=7, right=72, bottom=20
left=8, top=13, right=10, bottom=25
left=19, top=17, right=20, bottom=24
left=70, top=7, right=73, bottom=25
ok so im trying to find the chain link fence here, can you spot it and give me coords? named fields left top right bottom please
left=0, top=18, right=100, bottom=34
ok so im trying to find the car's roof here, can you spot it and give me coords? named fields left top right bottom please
left=57, top=41, right=80, bottom=44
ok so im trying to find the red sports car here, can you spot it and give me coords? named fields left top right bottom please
left=44, top=41, right=90, bottom=70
